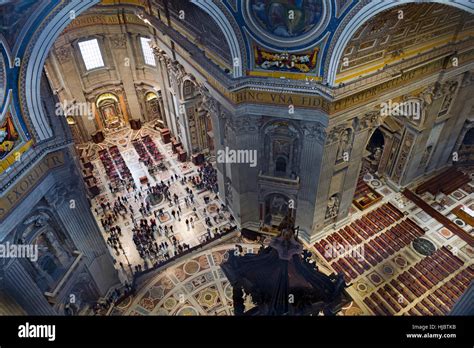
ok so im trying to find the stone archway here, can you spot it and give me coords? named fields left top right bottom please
left=364, top=128, right=385, bottom=175
left=96, top=93, right=124, bottom=130
left=145, top=91, right=164, bottom=125
left=458, top=126, right=474, bottom=164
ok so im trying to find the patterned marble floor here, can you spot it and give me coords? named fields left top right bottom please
left=78, top=122, right=235, bottom=282
left=110, top=236, right=363, bottom=316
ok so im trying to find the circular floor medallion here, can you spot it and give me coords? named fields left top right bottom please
left=147, top=192, right=164, bottom=206
left=183, top=260, right=200, bottom=275
left=370, top=180, right=381, bottom=188
left=394, top=257, right=407, bottom=268
left=363, top=174, right=373, bottom=181
left=176, top=306, right=198, bottom=316
left=163, top=297, right=177, bottom=310
left=439, top=228, right=453, bottom=239
left=369, top=273, right=382, bottom=284
left=412, top=238, right=436, bottom=257
left=382, top=265, right=394, bottom=276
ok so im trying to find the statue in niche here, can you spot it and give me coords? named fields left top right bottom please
left=336, top=129, right=352, bottom=162
left=270, top=195, right=288, bottom=216
left=373, top=147, right=382, bottom=162
left=325, top=195, right=340, bottom=219
left=45, top=230, right=72, bottom=266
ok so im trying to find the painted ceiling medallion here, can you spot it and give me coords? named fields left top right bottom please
left=245, top=0, right=330, bottom=48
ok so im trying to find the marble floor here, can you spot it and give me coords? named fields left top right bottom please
left=111, top=235, right=363, bottom=316
left=78, top=123, right=235, bottom=283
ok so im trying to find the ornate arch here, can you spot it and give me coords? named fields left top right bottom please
left=181, top=76, right=199, bottom=101
left=191, top=0, right=244, bottom=77
left=261, top=120, right=303, bottom=178
left=325, top=0, right=474, bottom=86
left=20, top=0, right=100, bottom=141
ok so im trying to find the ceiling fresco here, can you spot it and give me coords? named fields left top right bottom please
left=248, top=0, right=325, bottom=39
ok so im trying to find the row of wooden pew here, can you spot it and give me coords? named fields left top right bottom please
left=314, top=203, right=404, bottom=263
left=313, top=203, right=430, bottom=282
left=415, top=167, right=470, bottom=196
left=407, top=266, right=473, bottom=315
left=330, top=218, right=425, bottom=282
left=353, top=177, right=383, bottom=210
left=363, top=247, right=468, bottom=315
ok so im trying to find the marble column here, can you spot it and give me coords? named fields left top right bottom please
left=45, top=170, right=120, bottom=295
left=149, top=47, right=172, bottom=129
left=233, top=116, right=261, bottom=227
left=4, top=259, right=56, bottom=315
left=297, top=122, right=326, bottom=239
left=112, top=34, right=142, bottom=122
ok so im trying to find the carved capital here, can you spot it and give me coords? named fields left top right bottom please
left=23, top=212, right=50, bottom=227
left=359, top=111, right=379, bottom=130
left=55, top=46, right=71, bottom=63
left=44, top=184, right=71, bottom=209
left=302, top=122, right=326, bottom=143
left=233, top=116, right=259, bottom=133
left=109, top=34, right=127, bottom=49
left=151, top=45, right=169, bottom=63
left=327, top=125, right=346, bottom=144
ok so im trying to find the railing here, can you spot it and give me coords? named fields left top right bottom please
left=258, top=171, right=300, bottom=186
left=109, top=226, right=239, bottom=311
left=44, top=251, right=83, bottom=299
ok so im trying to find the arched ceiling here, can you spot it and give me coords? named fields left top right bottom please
left=165, top=0, right=232, bottom=67
left=0, top=0, right=45, bottom=50
left=215, top=0, right=474, bottom=85
left=325, top=0, right=474, bottom=85
left=334, top=3, right=474, bottom=84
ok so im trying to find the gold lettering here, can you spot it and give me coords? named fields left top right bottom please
left=0, top=151, right=65, bottom=220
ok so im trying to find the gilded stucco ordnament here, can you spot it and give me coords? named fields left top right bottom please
left=325, top=0, right=474, bottom=86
